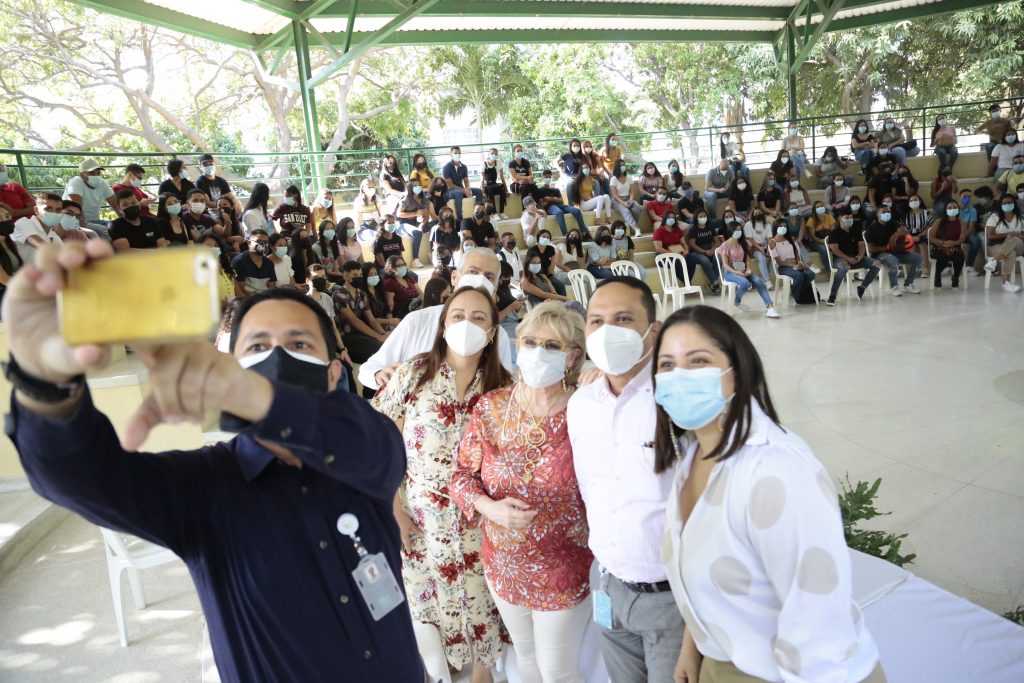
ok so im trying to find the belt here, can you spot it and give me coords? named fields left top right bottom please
left=618, top=578, right=672, bottom=594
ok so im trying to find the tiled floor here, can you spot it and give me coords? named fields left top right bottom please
left=1, top=279, right=1022, bottom=681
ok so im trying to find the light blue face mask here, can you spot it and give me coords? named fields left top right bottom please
left=654, top=366, right=734, bottom=431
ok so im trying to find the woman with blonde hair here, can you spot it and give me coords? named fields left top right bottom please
left=453, top=302, right=593, bottom=683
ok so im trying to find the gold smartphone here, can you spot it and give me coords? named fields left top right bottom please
left=59, top=248, right=221, bottom=346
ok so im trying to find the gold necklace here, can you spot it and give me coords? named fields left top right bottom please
left=514, top=386, right=557, bottom=484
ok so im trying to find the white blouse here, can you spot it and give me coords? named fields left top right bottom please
left=662, top=405, right=880, bottom=683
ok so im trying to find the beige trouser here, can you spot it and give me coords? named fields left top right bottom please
left=700, top=657, right=887, bottom=683
left=992, top=235, right=1024, bottom=276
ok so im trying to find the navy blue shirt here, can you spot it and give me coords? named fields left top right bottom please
left=7, top=382, right=422, bottom=683
left=442, top=160, right=469, bottom=188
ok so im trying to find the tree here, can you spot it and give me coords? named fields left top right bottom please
left=436, top=45, right=535, bottom=142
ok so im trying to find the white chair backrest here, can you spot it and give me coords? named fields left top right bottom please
left=567, top=269, right=597, bottom=307
left=713, top=248, right=728, bottom=282
left=610, top=260, right=641, bottom=279
left=100, top=528, right=134, bottom=561
left=654, top=253, right=687, bottom=290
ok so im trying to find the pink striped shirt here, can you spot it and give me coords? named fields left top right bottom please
left=567, top=362, right=675, bottom=583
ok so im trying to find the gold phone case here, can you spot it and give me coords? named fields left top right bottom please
left=59, top=249, right=221, bottom=346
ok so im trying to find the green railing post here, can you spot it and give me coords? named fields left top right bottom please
left=14, top=152, right=28, bottom=192
left=921, top=107, right=928, bottom=155
left=708, top=127, right=715, bottom=166
left=811, top=121, right=817, bottom=163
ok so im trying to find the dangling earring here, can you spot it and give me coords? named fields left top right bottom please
left=670, top=423, right=683, bottom=462
left=717, top=408, right=727, bottom=433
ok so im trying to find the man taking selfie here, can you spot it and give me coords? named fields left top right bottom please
left=1, top=240, right=423, bottom=682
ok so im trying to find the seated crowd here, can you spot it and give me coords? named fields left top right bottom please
left=4, top=103, right=1021, bottom=683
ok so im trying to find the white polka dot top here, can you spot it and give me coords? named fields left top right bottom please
left=662, top=404, right=881, bottom=683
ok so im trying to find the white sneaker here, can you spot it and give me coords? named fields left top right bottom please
left=810, top=265, right=822, bottom=274
left=904, top=283, right=922, bottom=294
left=765, top=280, right=774, bottom=290
left=1002, top=281, right=1022, bottom=293
left=765, top=307, right=780, bottom=319
left=633, top=228, right=642, bottom=238
left=412, top=258, right=424, bottom=268
left=890, top=285, right=903, bottom=297
left=965, top=266, right=980, bottom=277
left=984, top=258, right=998, bottom=273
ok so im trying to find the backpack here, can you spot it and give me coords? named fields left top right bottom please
left=794, top=280, right=820, bottom=305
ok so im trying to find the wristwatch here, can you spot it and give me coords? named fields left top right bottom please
left=2, top=355, right=86, bottom=404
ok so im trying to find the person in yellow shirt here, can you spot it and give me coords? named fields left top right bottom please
left=997, top=154, right=1024, bottom=194
left=409, top=153, right=435, bottom=189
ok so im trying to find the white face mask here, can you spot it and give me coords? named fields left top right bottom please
left=585, top=323, right=651, bottom=376
left=455, top=272, right=496, bottom=296
left=190, top=201, right=206, bottom=213
left=239, top=347, right=326, bottom=369
left=614, top=228, right=625, bottom=239
left=539, top=236, right=551, bottom=247
left=697, top=216, right=708, bottom=225
left=445, top=319, right=490, bottom=357
left=202, top=165, right=216, bottom=176
left=909, top=200, right=921, bottom=209
left=130, top=178, right=141, bottom=188
left=517, top=347, right=568, bottom=388
left=737, top=183, right=747, bottom=191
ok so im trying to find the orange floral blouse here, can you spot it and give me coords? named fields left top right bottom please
left=451, top=386, right=593, bottom=611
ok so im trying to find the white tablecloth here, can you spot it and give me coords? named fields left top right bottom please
left=502, top=550, right=1024, bottom=683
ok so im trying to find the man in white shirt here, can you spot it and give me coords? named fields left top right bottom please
left=64, top=158, right=118, bottom=239
left=497, top=232, right=524, bottom=287
left=567, top=276, right=683, bottom=683
left=13, top=193, right=65, bottom=266
left=357, top=249, right=512, bottom=390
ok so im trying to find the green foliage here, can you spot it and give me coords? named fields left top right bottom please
left=838, top=476, right=916, bottom=568
left=1004, top=606, right=1024, bottom=625
left=436, top=45, right=535, bottom=139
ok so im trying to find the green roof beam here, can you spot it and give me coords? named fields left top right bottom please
left=342, top=0, right=360, bottom=53
left=317, top=0, right=792, bottom=20
left=306, top=0, right=443, bottom=87
left=783, top=0, right=847, bottom=76
left=826, top=0, right=1009, bottom=32
left=317, top=28, right=777, bottom=47
left=62, top=0, right=257, bottom=48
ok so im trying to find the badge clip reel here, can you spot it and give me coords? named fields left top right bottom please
left=336, top=513, right=405, bottom=622
left=592, top=565, right=614, bottom=629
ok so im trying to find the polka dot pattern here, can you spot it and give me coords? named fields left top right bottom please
left=749, top=476, right=786, bottom=529
left=797, top=547, right=840, bottom=594
left=680, top=603, right=708, bottom=646
left=709, top=556, right=753, bottom=596
left=772, top=636, right=802, bottom=675
left=704, top=468, right=730, bottom=506
left=706, top=622, right=734, bottom=657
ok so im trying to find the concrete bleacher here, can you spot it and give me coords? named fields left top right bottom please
left=353, top=149, right=996, bottom=301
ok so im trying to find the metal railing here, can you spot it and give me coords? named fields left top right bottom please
left=1, top=96, right=1018, bottom=206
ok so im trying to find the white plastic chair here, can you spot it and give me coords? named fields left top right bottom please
left=862, top=238, right=899, bottom=297
left=566, top=268, right=597, bottom=307
left=926, top=234, right=969, bottom=290
left=654, top=253, right=704, bottom=313
left=713, top=249, right=738, bottom=312
left=982, top=228, right=1024, bottom=289
left=767, top=243, right=795, bottom=308
left=99, top=527, right=179, bottom=647
left=824, top=237, right=872, bottom=300
left=610, top=260, right=642, bottom=279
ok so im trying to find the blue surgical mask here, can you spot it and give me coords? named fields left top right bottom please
left=528, top=263, right=542, bottom=274
left=322, top=229, right=336, bottom=240
left=815, top=206, right=826, bottom=215
left=665, top=218, right=676, bottom=226
left=1002, top=203, right=1015, bottom=213
left=413, top=185, right=423, bottom=195
left=515, top=151, right=524, bottom=160
left=655, top=367, right=733, bottom=431
left=275, top=246, right=288, bottom=258
left=167, top=203, right=182, bottom=215
left=879, top=212, right=891, bottom=222
left=396, top=265, right=408, bottom=277
left=732, top=230, right=742, bottom=240
left=850, top=203, right=861, bottom=212
left=582, top=168, right=591, bottom=176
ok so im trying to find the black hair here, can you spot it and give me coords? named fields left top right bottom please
left=592, top=275, right=656, bottom=323
left=652, top=305, right=780, bottom=474
left=250, top=228, right=269, bottom=239
left=341, top=259, right=362, bottom=273
left=450, top=146, right=461, bottom=153
left=167, top=159, right=184, bottom=176
left=197, top=230, right=235, bottom=279
left=188, top=188, right=207, bottom=200
left=114, top=188, right=136, bottom=202
left=125, top=163, right=145, bottom=177
left=422, top=277, right=451, bottom=308
left=61, top=199, right=82, bottom=213
left=974, top=185, right=994, bottom=199
left=244, top=182, right=270, bottom=216
left=229, top=287, right=338, bottom=359
left=156, top=192, right=179, bottom=220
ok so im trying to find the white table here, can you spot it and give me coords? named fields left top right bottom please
left=502, top=550, right=1024, bottom=683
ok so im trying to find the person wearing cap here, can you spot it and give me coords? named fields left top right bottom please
left=976, top=103, right=1018, bottom=160
left=0, top=162, right=35, bottom=219
left=195, top=153, right=242, bottom=213
left=357, top=249, right=513, bottom=391
left=3, top=257, right=425, bottom=682
left=112, top=163, right=155, bottom=217
left=63, top=158, right=118, bottom=237
left=12, top=192, right=65, bottom=265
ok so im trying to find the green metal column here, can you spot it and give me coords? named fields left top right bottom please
left=786, top=25, right=797, bottom=121
left=292, top=19, right=322, bottom=193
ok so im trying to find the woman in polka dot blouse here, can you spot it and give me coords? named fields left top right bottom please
left=651, top=305, right=886, bottom=683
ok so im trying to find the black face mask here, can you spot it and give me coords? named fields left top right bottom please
left=0, top=220, right=13, bottom=237
left=312, top=277, right=329, bottom=292
left=220, top=347, right=330, bottom=431
left=351, top=276, right=365, bottom=288
left=486, top=208, right=495, bottom=216
left=504, top=241, right=516, bottom=250
left=474, top=211, right=485, bottom=220
left=252, top=242, right=268, bottom=255
left=415, top=162, right=425, bottom=170
left=598, top=236, right=612, bottom=246
left=123, top=206, right=141, bottom=221
left=438, top=251, right=452, bottom=265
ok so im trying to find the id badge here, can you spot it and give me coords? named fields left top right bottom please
left=593, top=589, right=613, bottom=629
left=352, top=552, right=405, bottom=621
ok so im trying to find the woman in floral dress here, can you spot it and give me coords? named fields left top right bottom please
left=452, top=302, right=594, bottom=683
left=373, top=286, right=512, bottom=683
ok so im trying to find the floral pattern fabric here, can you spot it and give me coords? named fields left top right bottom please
left=451, top=386, right=593, bottom=612
left=371, top=358, right=506, bottom=670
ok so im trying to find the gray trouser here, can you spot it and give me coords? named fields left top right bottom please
left=590, top=562, right=685, bottom=683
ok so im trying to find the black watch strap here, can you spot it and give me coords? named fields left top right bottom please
left=3, top=355, right=86, bottom=404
